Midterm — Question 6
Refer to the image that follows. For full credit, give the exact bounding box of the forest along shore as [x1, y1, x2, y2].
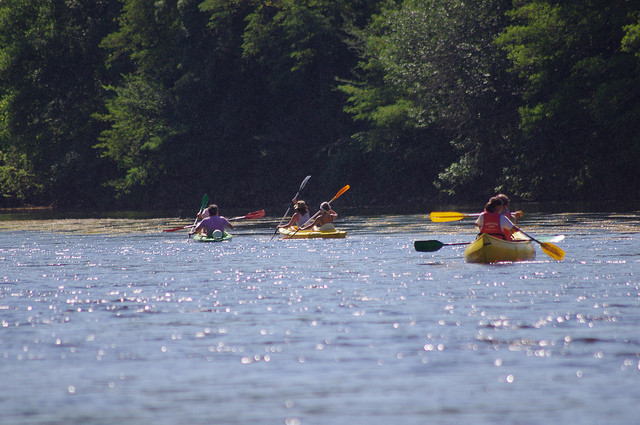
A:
[2, 2, 640, 210]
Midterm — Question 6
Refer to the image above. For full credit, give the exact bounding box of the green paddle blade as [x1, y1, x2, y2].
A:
[201, 194, 209, 210]
[414, 240, 445, 252]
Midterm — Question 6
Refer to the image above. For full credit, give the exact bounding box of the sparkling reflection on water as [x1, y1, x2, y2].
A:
[0, 213, 639, 425]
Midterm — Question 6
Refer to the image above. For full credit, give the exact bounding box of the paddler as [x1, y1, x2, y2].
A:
[189, 204, 234, 237]
[300, 201, 338, 231]
[475, 196, 516, 240]
[496, 193, 523, 224]
[197, 203, 217, 219]
[277, 199, 310, 229]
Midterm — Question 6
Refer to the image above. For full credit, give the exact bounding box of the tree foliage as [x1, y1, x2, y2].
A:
[340, 0, 519, 201]
[1, 0, 640, 209]
[496, 0, 640, 200]
[0, 0, 121, 207]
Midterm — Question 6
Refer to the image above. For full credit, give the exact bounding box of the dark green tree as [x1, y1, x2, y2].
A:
[97, 0, 187, 206]
[97, 0, 382, 207]
[340, 0, 519, 202]
[0, 0, 121, 207]
[199, 0, 382, 205]
[496, 0, 640, 200]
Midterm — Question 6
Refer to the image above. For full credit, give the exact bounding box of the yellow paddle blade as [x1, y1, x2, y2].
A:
[540, 242, 565, 261]
[429, 211, 467, 222]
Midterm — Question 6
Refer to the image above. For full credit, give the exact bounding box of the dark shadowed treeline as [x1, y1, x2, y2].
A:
[1, 0, 639, 210]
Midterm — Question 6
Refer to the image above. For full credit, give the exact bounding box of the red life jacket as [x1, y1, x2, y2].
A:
[480, 212, 512, 240]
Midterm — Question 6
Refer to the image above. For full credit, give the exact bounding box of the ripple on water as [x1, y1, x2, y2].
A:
[1, 213, 639, 424]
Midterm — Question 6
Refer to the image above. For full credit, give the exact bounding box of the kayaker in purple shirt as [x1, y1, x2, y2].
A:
[189, 204, 234, 237]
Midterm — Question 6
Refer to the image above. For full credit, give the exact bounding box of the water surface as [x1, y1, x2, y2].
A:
[1, 213, 638, 424]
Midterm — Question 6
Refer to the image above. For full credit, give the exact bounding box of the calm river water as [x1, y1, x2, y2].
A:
[1, 212, 639, 424]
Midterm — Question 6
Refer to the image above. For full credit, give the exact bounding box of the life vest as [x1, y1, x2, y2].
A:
[480, 212, 511, 240]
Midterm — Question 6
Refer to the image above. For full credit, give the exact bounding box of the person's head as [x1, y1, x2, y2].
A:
[320, 202, 331, 212]
[294, 200, 308, 214]
[207, 204, 219, 216]
[484, 196, 503, 213]
[496, 193, 510, 209]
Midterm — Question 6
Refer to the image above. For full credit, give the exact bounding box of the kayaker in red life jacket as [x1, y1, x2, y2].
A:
[496, 193, 523, 224]
[475, 196, 516, 240]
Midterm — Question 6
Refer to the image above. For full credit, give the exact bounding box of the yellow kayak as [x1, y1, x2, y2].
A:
[464, 233, 535, 263]
[278, 225, 346, 239]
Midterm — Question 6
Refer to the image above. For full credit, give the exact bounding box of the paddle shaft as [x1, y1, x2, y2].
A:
[301, 184, 351, 225]
[188, 194, 209, 240]
[271, 175, 312, 241]
[163, 225, 192, 232]
[165, 209, 264, 232]
[300, 185, 350, 228]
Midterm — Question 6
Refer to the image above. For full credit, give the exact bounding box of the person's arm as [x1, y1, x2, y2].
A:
[190, 220, 204, 235]
[300, 215, 318, 230]
[513, 210, 523, 224]
[277, 213, 297, 228]
[500, 215, 516, 238]
[500, 215, 515, 229]
[474, 215, 483, 230]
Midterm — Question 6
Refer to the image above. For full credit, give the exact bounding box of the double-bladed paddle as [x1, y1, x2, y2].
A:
[283, 184, 350, 239]
[270, 175, 312, 241]
[430, 211, 523, 223]
[163, 208, 265, 232]
[414, 234, 564, 253]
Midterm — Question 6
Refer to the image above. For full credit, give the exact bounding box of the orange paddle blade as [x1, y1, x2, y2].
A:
[330, 185, 350, 202]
